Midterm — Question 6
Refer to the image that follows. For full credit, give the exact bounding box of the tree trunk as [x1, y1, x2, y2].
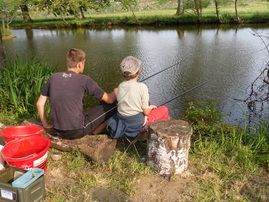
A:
[20, 4, 32, 23]
[130, 7, 140, 25]
[214, 0, 220, 22]
[79, 7, 85, 19]
[0, 32, 6, 70]
[147, 120, 192, 176]
[74, 7, 85, 20]
[235, 0, 240, 23]
[2, 15, 6, 30]
[176, 0, 184, 16]
[194, 0, 202, 23]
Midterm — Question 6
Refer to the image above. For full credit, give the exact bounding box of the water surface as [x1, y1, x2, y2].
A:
[3, 25, 269, 125]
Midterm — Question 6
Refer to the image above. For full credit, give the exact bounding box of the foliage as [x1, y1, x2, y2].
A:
[185, 99, 269, 170]
[220, 12, 235, 23]
[116, 0, 140, 24]
[185, 0, 211, 21]
[243, 30, 269, 116]
[0, 28, 12, 36]
[0, 0, 20, 34]
[185, 100, 269, 194]
[185, 100, 221, 125]
[34, 0, 110, 20]
[116, 0, 138, 10]
[8, 1, 269, 28]
[0, 57, 56, 124]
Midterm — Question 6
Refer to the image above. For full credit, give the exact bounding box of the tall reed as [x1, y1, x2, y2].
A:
[0, 57, 56, 122]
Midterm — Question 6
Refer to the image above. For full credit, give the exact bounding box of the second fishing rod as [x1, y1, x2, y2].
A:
[86, 60, 183, 126]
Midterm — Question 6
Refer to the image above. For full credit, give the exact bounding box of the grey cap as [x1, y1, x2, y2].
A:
[120, 56, 141, 76]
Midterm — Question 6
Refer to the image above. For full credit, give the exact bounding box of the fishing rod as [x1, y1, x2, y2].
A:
[85, 61, 181, 127]
[159, 79, 211, 106]
[86, 79, 211, 128]
[140, 61, 181, 82]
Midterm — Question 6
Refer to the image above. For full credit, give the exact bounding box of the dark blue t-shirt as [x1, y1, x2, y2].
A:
[41, 71, 104, 130]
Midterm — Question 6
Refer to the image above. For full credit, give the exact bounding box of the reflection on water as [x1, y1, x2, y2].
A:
[3, 25, 269, 125]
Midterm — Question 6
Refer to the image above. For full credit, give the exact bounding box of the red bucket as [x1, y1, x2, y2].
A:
[0, 125, 44, 143]
[1, 136, 51, 171]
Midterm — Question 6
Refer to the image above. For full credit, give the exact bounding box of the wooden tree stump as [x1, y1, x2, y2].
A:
[147, 120, 192, 176]
[21, 119, 117, 165]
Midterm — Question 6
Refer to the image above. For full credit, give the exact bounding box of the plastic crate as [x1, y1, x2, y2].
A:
[0, 167, 46, 202]
[12, 168, 44, 189]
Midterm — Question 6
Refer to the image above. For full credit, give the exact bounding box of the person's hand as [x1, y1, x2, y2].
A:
[149, 105, 157, 110]
[43, 124, 53, 129]
[113, 88, 118, 95]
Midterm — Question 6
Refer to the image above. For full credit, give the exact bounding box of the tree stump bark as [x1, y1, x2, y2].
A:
[147, 120, 192, 176]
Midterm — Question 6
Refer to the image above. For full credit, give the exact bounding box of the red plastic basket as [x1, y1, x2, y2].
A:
[1, 136, 51, 171]
[0, 125, 44, 143]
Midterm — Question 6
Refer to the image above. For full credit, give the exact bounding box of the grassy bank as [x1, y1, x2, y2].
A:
[10, 1, 269, 29]
[0, 58, 269, 201]
[42, 101, 269, 201]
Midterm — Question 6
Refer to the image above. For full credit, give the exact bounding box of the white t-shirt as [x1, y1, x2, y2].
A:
[117, 81, 149, 116]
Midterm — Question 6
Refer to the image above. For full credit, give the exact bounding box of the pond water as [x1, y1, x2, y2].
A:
[3, 25, 269, 126]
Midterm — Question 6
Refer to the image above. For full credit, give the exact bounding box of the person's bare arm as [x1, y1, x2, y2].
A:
[101, 88, 118, 104]
[36, 95, 53, 128]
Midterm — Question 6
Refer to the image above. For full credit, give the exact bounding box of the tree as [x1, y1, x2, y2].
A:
[158, 0, 184, 16]
[117, 0, 140, 24]
[185, 0, 211, 22]
[213, 0, 233, 23]
[234, 0, 240, 23]
[0, 0, 20, 35]
[176, 0, 184, 16]
[20, 0, 33, 23]
[214, 0, 220, 22]
[243, 30, 269, 124]
[35, 0, 110, 20]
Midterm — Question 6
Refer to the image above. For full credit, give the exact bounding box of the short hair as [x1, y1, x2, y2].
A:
[66, 48, 86, 68]
[122, 71, 139, 80]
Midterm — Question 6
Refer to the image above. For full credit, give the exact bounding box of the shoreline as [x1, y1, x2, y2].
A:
[9, 14, 269, 30]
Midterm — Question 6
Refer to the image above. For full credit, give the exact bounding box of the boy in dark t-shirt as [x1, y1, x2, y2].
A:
[36, 48, 117, 139]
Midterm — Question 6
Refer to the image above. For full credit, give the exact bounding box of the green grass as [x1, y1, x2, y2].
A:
[44, 148, 152, 201]
[0, 57, 57, 124]
[0, 80, 268, 200]
[36, 100, 269, 201]
[9, 1, 269, 29]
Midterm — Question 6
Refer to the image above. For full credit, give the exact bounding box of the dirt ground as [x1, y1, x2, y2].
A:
[44, 161, 193, 201]
[44, 157, 269, 202]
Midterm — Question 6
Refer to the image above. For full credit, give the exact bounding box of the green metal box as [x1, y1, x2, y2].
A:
[0, 167, 46, 202]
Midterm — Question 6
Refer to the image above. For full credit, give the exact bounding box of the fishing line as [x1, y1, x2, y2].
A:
[85, 78, 211, 128]
[159, 79, 211, 106]
[140, 61, 181, 82]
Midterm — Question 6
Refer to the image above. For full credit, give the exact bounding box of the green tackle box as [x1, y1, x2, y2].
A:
[0, 167, 46, 202]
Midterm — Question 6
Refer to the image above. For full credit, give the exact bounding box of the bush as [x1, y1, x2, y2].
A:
[220, 13, 235, 23]
[185, 100, 221, 126]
